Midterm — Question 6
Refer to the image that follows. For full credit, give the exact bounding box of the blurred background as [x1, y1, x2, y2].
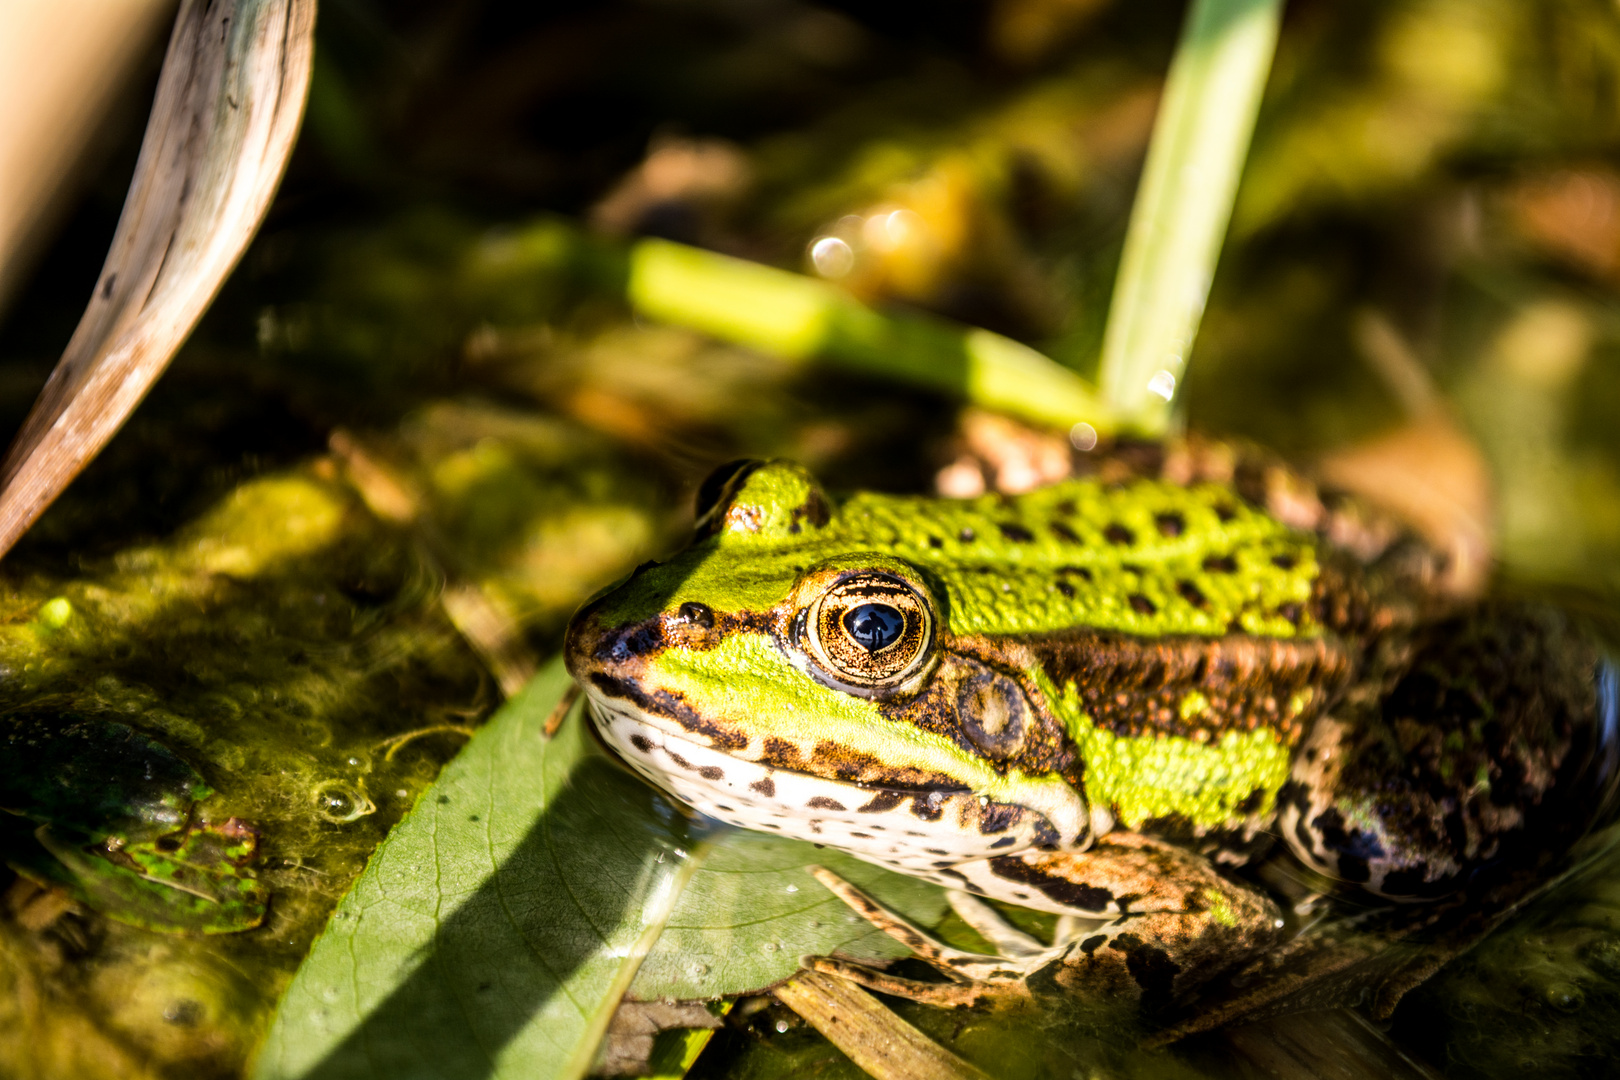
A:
[4, 1, 1620, 1077]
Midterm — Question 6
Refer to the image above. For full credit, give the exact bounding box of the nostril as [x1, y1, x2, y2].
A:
[677, 602, 715, 629]
[595, 621, 665, 663]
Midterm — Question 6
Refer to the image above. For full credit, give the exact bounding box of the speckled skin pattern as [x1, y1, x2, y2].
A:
[565, 448, 1619, 1007]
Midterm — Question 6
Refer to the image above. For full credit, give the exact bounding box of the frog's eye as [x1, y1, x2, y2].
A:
[801, 572, 935, 692]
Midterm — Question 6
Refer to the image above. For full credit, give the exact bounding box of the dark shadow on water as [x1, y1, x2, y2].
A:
[298, 753, 690, 1080]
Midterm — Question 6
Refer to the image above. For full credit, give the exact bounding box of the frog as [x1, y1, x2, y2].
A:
[563, 449, 1620, 1018]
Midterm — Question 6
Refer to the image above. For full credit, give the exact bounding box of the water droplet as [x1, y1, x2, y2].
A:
[1147, 370, 1177, 401]
[775, 1019, 791, 1033]
[785, 884, 799, 893]
[1068, 422, 1098, 452]
[809, 236, 855, 278]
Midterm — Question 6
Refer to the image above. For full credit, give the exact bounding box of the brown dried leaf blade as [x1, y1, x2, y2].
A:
[0, 0, 315, 559]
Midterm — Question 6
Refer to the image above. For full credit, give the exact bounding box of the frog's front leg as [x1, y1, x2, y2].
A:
[808, 832, 1282, 1010]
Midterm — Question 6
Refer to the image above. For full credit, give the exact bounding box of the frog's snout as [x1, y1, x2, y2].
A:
[564, 604, 724, 688]
[563, 611, 648, 688]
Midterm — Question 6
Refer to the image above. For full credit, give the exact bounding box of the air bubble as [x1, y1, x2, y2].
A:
[314, 782, 376, 824]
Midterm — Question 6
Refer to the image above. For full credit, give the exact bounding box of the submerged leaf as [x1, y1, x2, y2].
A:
[15, 818, 267, 935]
[254, 660, 702, 1080]
[629, 830, 951, 1002]
[0, 711, 211, 841]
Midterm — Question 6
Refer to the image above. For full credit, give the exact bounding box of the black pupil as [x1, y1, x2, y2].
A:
[844, 604, 904, 652]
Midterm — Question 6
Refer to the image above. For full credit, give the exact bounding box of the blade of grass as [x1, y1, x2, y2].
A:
[1096, 0, 1284, 435]
[628, 238, 1110, 433]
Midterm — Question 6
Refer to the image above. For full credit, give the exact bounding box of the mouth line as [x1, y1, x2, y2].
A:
[580, 689, 974, 799]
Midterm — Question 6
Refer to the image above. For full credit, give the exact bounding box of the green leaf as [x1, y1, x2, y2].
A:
[630, 829, 951, 1002]
[254, 661, 702, 1080]
[257, 656, 961, 1079]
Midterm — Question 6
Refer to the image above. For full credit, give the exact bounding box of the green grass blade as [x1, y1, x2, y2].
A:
[628, 238, 1110, 432]
[1097, 0, 1285, 434]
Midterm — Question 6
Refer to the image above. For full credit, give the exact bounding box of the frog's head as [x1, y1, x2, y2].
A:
[565, 460, 1090, 874]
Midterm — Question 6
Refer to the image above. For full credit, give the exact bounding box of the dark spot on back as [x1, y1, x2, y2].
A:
[630, 734, 652, 754]
[1278, 603, 1302, 626]
[807, 796, 846, 812]
[1214, 504, 1238, 523]
[750, 777, 776, 798]
[1337, 854, 1371, 884]
[1129, 594, 1156, 615]
[998, 522, 1035, 543]
[1155, 513, 1185, 538]
[1053, 500, 1076, 516]
[928, 536, 943, 549]
[1055, 580, 1076, 598]
[990, 836, 1017, 849]
[1203, 554, 1238, 574]
[1272, 553, 1297, 571]
[1109, 933, 1180, 1002]
[1058, 565, 1094, 581]
[1080, 934, 1107, 956]
[1177, 581, 1207, 608]
[1104, 524, 1135, 545]
[1050, 521, 1080, 543]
